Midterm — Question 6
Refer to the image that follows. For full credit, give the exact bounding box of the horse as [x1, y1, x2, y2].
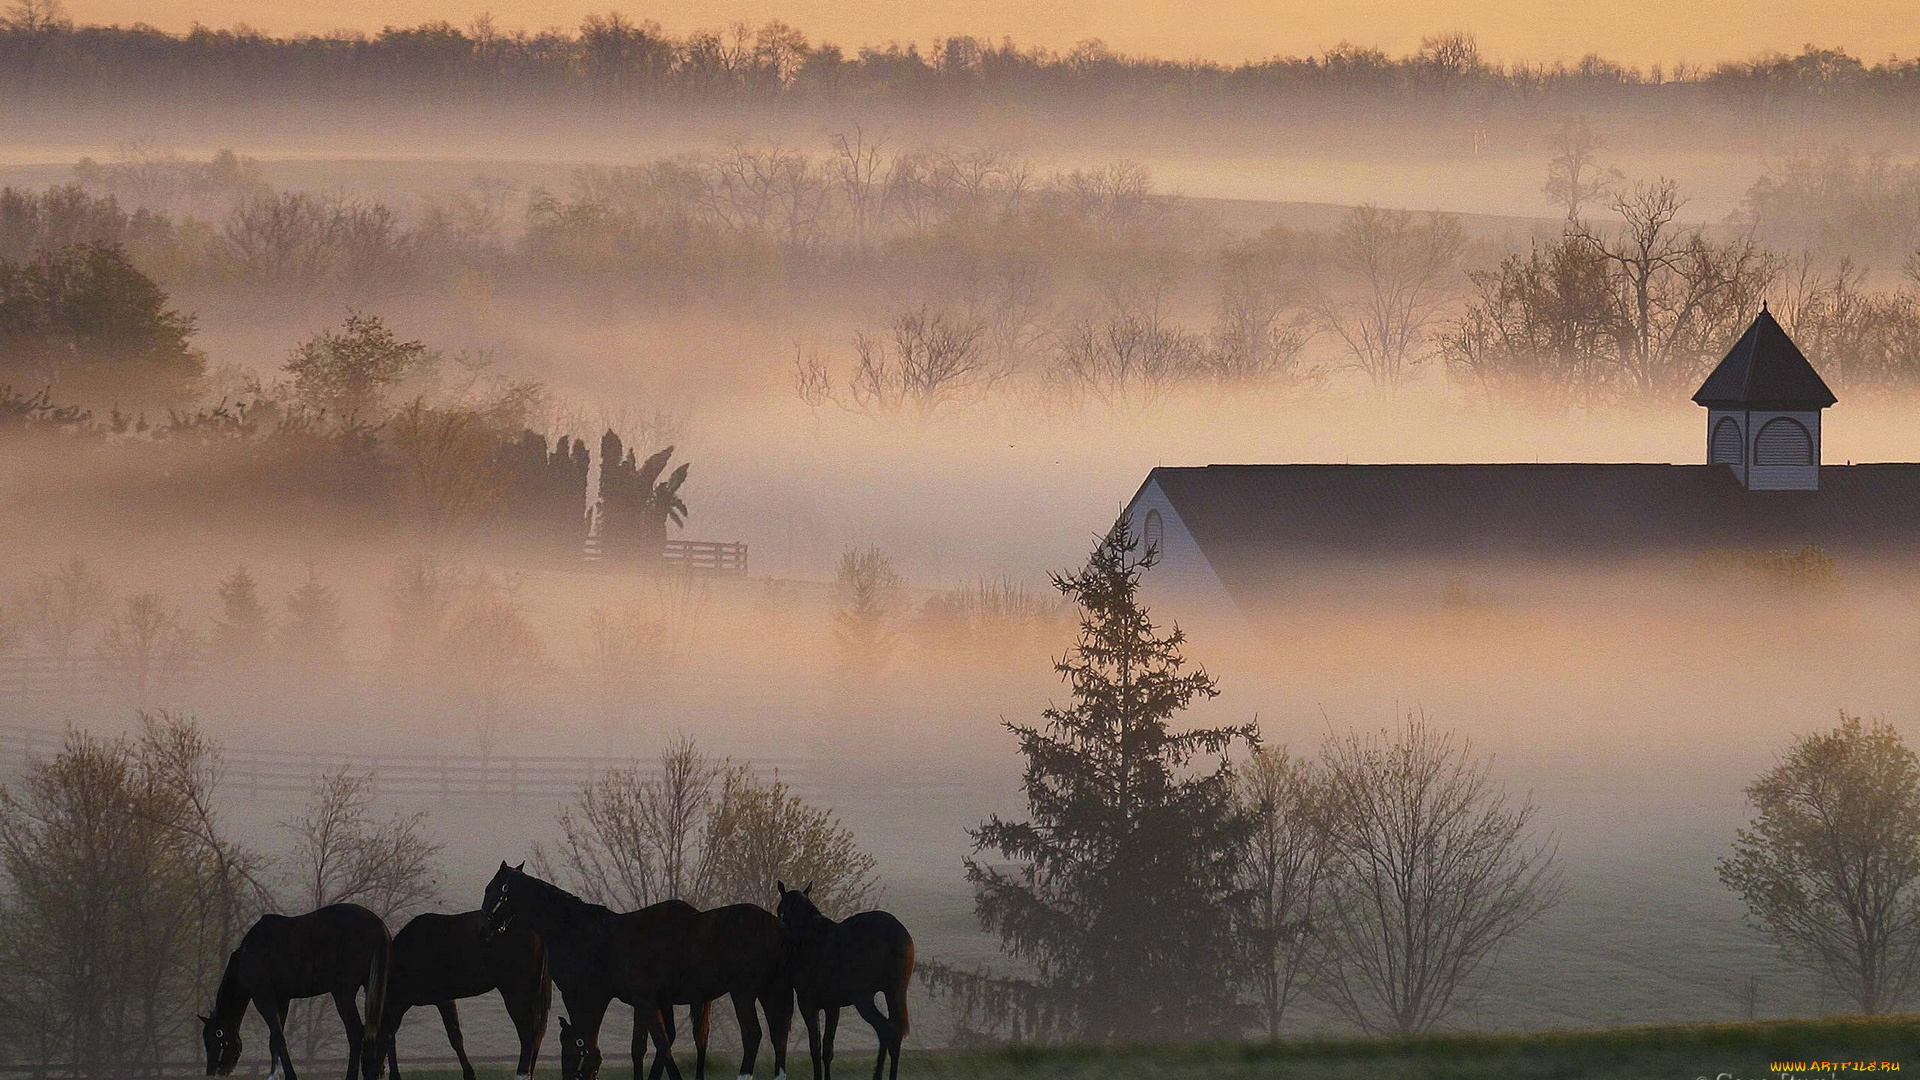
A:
[479, 862, 688, 1080]
[372, 911, 551, 1080]
[200, 902, 393, 1080]
[641, 903, 793, 1080]
[774, 883, 913, 1080]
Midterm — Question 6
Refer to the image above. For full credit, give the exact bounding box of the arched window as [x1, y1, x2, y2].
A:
[1755, 417, 1814, 466]
[1710, 416, 1744, 465]
[1143, 508, 1164, 552]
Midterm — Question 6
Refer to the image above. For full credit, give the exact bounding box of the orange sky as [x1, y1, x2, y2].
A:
[68, 0, 1918, 69]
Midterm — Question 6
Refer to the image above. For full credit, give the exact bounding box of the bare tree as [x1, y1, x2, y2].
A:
[829, 126, 890, 249]
[1542, 116, 1622, 221]
[541, 735, 722, 909]
[17, 556, 109, 687]
[541, 738, 878, 915]
[1237, 746, 1332, 1038]
[1, 0, 70, 33]
[278, 769, 443, 1060]
[1573, 179, 1775, 400]
[438, 573, 546, 753]
[1319, 206, 1465, 391]
[1048, 282, 1203, 409]
[582, 569, 710, 720]
[1312, 713, 1562, 1035]
[702, 764, 879, 914]
[832, 547, 903, 679]
[847, 305, 995, 415]
[1206, 237, 1315, 385]
[280, 769, 442, 920]
[95, 591, 197, 702]
[1719, 713, 1920, 1014]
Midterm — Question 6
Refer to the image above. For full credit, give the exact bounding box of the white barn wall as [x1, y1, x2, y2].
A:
[1124, 479, 1239, 617]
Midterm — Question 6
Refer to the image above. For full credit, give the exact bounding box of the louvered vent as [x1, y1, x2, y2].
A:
[1143, 508, 1164, 551]
[1755, 417, 1813, 466]
[1710, 417, 1743, 464]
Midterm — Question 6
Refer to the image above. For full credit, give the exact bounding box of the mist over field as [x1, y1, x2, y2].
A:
[4, 6, 1920, 1074]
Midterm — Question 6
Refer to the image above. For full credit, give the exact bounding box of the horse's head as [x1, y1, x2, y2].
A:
[200, 1013, 240, 1076]
[558, 1015, 601, 1080]
[482, 860, 528, 940]
[774, 879, 820, 932]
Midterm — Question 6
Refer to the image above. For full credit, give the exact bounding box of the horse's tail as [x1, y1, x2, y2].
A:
[891, 928, 914, 1041]
[363, 922, 394, 1073]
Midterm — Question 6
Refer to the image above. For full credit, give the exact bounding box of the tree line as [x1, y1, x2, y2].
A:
[6, 6, 1920, 114]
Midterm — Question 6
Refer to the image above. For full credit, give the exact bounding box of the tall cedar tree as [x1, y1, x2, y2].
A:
[965, 513, 1258, 1041]
[209, 566, 270, 663]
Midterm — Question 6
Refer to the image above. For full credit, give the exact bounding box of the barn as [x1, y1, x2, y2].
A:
[1122, 308, 1920, 613]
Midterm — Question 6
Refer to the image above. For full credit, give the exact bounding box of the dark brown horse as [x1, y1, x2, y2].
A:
[774, 884, 913, 1080]
[642, 903, 793, 1080]
[373, 911, 551, 1080]
[480, 863, 687, 1080]
[200, 903, 393, 1080]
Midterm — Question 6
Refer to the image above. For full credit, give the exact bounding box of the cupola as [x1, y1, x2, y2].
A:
[1692, 306, 1836, 491]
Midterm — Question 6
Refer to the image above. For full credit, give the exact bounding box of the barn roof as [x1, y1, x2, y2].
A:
[1692, 308, 1837, 409]
[1134, 463, 1920, 602]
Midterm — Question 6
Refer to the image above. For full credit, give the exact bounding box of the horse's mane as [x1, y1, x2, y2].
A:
[511, 869, 618, 929]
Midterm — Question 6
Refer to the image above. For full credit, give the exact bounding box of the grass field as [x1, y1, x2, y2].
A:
[385, 1016, 1920, 1080]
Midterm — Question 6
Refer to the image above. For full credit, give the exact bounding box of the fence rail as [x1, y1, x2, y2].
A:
[662, 539, 748, 574]
[0, 723, 811, 802]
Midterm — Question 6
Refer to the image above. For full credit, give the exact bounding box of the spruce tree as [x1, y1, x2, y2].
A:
[210, 566, 271, 663]
[965, 514, 1257, 1041]
[279, 564, 345, 671]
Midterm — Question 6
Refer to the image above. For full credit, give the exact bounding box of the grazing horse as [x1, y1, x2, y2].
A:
[373, 911, 551, 1080]
[480, 862, 687, 1080]
[200, 903, 393, 1080]
[642, 903, 793, 1080]
[558, 1015, 603, 1080]
[775, 883, 913, 1080]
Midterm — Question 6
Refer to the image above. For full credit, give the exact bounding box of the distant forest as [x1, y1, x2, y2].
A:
[3, 8, 1920, 113]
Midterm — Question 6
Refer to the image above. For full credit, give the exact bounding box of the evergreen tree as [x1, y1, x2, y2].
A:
[278, 564, 345, 671]
[209, 565, 270, 663]
[964, 513, 1257, 1041]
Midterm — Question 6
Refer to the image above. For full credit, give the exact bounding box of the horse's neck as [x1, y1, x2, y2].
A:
[213, 952, 251, 1024]
[517, 882, 617, 984]
[793, 911, 839, 959]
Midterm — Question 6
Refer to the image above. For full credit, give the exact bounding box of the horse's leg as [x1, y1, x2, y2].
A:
[881, 986, 906, 1080]
[334, 987, 365, 1080]
[646, 1003, 678, 1080]
[436, 1001, 477, 1080]
[503, 976, 545, 1080]
[638, 998, 686, 1080]
[850, 998, 893, 1080]
[258, 996, 296, 1080]
[797, 1003, 823, 1080]
[383, 1002, 411, 1080]
[731, 992, 761, 1080]
[762, 988, 793, 1080]
[821, 1008, 839, 1080]
[693, 1001, 711, 1080]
